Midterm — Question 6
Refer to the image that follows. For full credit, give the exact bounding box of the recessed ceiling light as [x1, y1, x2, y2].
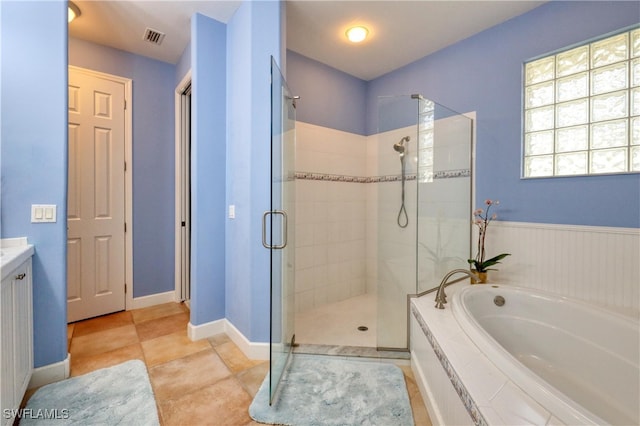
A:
[346, 26, 369, 43]
[68, 1, 81, 23]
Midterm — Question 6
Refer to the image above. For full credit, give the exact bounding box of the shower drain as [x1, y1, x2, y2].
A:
[357, 326, 369, 331]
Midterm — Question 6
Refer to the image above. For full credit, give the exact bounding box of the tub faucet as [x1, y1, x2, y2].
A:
[434, 269, 479, 309]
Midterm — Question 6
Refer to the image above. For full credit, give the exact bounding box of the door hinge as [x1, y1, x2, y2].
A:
[124, 283, 127, 294]
[124, 100, 127, 110]
[124, 161, 127, 171]
[124, 223, 127, 233]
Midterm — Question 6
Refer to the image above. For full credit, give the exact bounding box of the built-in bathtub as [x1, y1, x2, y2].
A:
[410, 282, 640, 426]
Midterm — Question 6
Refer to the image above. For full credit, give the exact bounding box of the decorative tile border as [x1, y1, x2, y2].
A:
[434, 168, 471, 179]
[294, 172, 369, 183]
[369, 174, 417, 183]
[411, 304, 488, 426]
[294, 170, 469, 183]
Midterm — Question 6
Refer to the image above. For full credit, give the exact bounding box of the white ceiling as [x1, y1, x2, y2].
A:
[69, 0, 546, 81]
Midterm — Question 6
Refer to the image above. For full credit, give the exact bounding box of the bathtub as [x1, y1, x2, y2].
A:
[410, 283, 639, 425]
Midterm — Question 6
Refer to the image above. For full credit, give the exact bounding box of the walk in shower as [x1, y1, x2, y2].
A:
[293, 94, 472, 351]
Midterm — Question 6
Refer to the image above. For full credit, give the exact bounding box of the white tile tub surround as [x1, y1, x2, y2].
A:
[411, 282, 558, 426]
[485, 221, 640, 316]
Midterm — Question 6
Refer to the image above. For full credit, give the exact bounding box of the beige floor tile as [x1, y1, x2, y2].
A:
[159, 377, 253, 426]
[207, 333, 231, 347]
[215, 341, 264, 373]
[149, 349, 231, 401]
[69, 324, 139, 359]
[401, 365, 432, 426]
[235, 362, 269, 398]
[131, 303, 188, 324]
[141, 332, 211, 367]
[71, 311, 133, 337]
[66, 307, 428, 426]
[136, 312, 189, 342]
[70, 343, 145, 377]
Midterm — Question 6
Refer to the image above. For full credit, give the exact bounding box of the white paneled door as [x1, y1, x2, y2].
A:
[67, 68, 126, 322]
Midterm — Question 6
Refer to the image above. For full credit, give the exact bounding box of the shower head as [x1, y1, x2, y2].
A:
[393, 136, 410, 155]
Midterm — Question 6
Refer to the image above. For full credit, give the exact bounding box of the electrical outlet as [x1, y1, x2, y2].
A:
[228, 205, 236, 219]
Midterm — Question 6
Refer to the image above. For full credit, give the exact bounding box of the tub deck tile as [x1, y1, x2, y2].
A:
[411, 282, 555, 426]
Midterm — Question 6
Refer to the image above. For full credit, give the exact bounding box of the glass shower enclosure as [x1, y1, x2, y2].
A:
[376, 94, 472, 350]
[267, 57, 296, 404]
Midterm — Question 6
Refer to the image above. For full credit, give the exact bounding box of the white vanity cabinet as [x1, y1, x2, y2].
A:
[1, 243, 34, 426]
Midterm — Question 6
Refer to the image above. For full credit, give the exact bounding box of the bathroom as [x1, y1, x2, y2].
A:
[2, 1, 639, 424]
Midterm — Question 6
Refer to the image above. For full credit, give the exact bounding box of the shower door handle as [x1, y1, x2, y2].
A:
[262, 210, 288, 249]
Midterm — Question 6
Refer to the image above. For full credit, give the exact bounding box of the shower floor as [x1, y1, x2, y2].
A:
[295, 292, 377, 347]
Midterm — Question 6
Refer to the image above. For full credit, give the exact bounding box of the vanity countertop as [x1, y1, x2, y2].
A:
[1, 238, 35, 281]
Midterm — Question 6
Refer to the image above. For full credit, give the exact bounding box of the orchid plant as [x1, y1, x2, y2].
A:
[467, 199, 510, 273]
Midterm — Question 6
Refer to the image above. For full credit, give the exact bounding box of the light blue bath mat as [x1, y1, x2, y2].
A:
[249, 354, 414, 426]
[22, 360, 159, 425]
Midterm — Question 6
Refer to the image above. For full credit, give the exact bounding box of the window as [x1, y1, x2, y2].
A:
[523, 27, 640, 178]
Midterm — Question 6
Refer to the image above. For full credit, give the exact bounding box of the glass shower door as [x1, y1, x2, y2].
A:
[267, 57, 296, 405]
[416, 99, 472, 293]
[375, 94, 472, 350]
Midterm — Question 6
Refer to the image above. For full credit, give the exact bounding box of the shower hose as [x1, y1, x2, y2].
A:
[397, 155, 409, 228]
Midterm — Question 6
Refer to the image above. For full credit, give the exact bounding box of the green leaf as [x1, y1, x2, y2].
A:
[476, 253, 511, 272]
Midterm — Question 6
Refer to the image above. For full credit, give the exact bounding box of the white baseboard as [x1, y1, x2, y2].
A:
[187, 318, 225, 341]
[29, 353, 70, 389]
[130, 290, 176, 310]
[187, 318, 269, 361]
[224, 320, 269, 361]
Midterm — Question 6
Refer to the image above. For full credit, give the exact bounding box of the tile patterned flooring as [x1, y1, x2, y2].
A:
[61, 302, 431, 425]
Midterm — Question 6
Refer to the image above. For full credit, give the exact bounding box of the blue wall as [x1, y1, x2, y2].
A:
[286, 51, 367, 135]
[225, 0, 283, 342]
[176, 41, 191, 87]
[68, 38, 176, 298]
[367, 1, 639, 228]
[190, 13, 227, 326]
[289, 1, 639, 228]
[1, 0, 68, 368]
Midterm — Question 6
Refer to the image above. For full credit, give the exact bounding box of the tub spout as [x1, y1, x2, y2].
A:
[434, 269, 479, 309]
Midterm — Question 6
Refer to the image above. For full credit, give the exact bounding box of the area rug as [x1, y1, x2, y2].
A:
[249, 354, 414, 426]
[22, 360, 159, 425]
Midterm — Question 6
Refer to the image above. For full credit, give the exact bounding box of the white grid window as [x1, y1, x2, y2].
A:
[523, 28, 640, 178]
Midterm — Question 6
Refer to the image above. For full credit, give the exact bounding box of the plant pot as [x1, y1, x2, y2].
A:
[470, 270, 487, 284]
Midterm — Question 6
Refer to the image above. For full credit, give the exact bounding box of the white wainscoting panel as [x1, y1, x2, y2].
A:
[487, 221, 639, 316]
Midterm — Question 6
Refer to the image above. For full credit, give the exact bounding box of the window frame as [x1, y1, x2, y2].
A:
[521, 25, 640, 179]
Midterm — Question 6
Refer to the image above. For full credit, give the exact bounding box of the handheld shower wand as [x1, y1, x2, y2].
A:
[394, 136, 410, 228]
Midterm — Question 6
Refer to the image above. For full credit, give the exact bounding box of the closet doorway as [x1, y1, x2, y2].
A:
[175, 72, 192, 304]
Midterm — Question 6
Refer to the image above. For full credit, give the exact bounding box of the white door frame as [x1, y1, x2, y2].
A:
[68, 65, 134, 312]
[174, 70, 192, 302]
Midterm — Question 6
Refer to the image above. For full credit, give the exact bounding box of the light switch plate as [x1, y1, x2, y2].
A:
[31, 204, 57, 223]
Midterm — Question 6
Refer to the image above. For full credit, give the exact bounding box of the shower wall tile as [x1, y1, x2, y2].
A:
[312, 223, 328, 245]
[313, 286, 328, 307]
[295, 122, 368, 312]
[297, 121, 367, 177]
[375, 126, 418, 177]
[297, 290, 315, 313]
[295, 120, 473, 317]
[295, 222, 314, 248]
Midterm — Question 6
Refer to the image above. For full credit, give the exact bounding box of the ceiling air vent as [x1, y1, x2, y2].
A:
[143, 27, 165, 45]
